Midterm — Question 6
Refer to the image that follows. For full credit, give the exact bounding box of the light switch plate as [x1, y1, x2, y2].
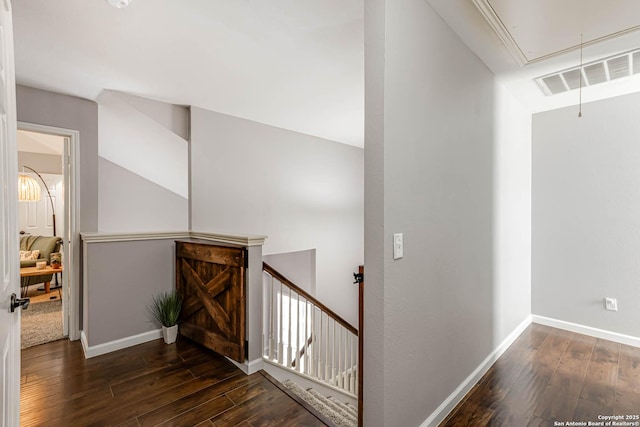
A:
[393, 233, 403, 260]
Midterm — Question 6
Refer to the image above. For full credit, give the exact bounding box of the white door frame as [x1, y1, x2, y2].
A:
[18, 121, 81, 341]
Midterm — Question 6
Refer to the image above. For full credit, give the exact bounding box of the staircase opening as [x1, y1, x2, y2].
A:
[262, 263, 359, 398]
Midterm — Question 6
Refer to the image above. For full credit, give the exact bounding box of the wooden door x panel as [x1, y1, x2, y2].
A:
[176, 241, 246, 363]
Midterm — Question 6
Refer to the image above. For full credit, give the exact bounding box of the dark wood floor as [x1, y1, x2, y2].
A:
[441, 323, 640, 426]
[21, 337, 328, 427]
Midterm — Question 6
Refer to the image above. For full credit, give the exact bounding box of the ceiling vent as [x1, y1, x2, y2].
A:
[536, 49, 640, 96]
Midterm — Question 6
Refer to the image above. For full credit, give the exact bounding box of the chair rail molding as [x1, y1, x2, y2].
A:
[81, 230, 267, 245]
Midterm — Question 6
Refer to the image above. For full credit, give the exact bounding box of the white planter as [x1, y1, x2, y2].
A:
[162, 325, 178, 344]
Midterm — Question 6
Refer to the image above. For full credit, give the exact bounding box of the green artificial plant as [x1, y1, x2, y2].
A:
[148, 290, 183, 327]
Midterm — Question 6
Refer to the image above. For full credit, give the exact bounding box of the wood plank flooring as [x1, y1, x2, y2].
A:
[21, 337, 328, 426]
[22, 324, 640, 426]
[441, 323, 640, 426]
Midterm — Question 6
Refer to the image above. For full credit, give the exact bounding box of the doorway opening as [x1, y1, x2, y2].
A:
[18, 129, 65, 348]
[17, 122, 80, 349]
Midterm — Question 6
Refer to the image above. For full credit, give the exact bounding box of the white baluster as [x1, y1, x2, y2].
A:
[349, 336, 357, 393]
[337, 325, 342, 389]
[268, 275, 274, 360]
[303, 298, 309, 375]
[296, 292, 301, 372]
[331, 320, 336, 385]
[287, 287, 292, 368]
[278, 281, 284, 365]
[311, 305, 317, 377]
[324, 314, 330, 382]
[317, 311, 325, 379]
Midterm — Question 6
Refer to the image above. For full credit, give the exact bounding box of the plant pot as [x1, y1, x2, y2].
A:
[162, 325, 178, 344]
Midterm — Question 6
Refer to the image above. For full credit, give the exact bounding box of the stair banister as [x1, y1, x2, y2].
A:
[262, 262, 359, 398]
[263, 263, 358, 335]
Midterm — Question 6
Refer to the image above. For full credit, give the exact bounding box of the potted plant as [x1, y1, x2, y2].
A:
[148, 290, 183, 344]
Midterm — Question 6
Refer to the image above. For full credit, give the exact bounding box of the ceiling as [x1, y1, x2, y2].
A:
[428, 0, 640, 113]
[17, 130, 64, 156]
[13, 0, 363, 147]
[12, 1, 640, 148]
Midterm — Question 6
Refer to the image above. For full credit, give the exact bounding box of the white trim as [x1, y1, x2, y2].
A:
[532, 315, 640, 348]
[18, 121, 82, 341]
[471, 0, 640, 66]
[471, 0, 528, 65]
[420, 315, 533, 427]
[80, 231, 190, 243]
[81, 329, 162, 359]
[80, 230, 267, 246]
[188, 231, 267, 247]
[227, 357, 264, 375]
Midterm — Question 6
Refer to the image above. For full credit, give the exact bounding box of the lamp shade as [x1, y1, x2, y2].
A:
[18, 174, 41, 201]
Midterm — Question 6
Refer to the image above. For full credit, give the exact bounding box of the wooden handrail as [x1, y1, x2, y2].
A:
[263, 262, 358, 336]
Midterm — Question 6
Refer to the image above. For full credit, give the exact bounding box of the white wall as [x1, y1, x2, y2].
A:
[190, 108, 363, 326]
[364, 0, 531, 425]
[97, 91, 189, 232]
[493, 85, 532, 341]
[533, 92, 640, 339]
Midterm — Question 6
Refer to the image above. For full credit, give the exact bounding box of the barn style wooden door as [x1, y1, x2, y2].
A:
[176, 241, 246, 363]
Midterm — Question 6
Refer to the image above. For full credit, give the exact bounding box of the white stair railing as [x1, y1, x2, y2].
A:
[262, 263, 358, 397]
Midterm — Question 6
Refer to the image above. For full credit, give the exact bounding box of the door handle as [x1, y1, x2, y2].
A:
[10, 293, 30, 313]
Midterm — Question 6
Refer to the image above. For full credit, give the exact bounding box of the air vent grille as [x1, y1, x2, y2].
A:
[536, 49, 640, 95]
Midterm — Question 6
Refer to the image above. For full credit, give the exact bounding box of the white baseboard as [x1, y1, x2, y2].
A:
[420, 315, 533, 427]
[532, 315, 640, 348]
[227, 357, 264, 375]
[80, 329, 162, 359]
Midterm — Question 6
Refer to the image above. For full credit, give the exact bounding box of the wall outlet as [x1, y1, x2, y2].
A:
[605, 298, 618, 311]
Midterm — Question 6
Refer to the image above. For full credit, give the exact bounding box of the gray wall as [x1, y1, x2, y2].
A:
[16, 85, 99, 232]
[190, 108, 364, 326]
[18, 151, 62, 174]
[98, 158, 188, 232]
[533, 92, 640, 339]
[364, 0, 531, 425]
[263, 249, 316, 296]
[84, 238, 176, 346]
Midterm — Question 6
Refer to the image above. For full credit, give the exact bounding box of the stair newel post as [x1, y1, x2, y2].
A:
[352, 266, 364, 424]
[357, 265, 364, 427]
